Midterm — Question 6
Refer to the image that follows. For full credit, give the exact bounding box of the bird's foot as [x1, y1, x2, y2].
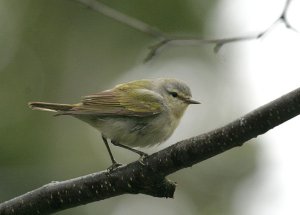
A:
[107, 162, 123, 173]
[138, 152, 149, 166]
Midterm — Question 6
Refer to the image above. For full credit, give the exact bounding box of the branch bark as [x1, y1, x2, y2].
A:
[1, 87, 300, 214]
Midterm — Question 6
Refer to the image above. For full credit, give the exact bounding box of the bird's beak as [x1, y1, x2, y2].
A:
[186, 98, 201, 104]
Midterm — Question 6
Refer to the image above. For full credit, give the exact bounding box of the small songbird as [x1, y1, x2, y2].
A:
[29, 78, 200, 169]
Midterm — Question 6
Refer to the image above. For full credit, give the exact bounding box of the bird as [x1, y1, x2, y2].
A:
[28, 78, 200, 169]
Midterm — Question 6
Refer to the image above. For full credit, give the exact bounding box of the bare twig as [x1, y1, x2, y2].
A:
[144, 35, 260, 62]
[73, 0, 166, 38]
[1, 87, 300, 215]
[280, 0, 295, 30]
[71, 0, 297, 62]
[144, 0, 297, 61]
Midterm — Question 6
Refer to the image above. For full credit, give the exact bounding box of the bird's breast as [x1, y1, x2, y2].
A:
[86, 112, 181, 148]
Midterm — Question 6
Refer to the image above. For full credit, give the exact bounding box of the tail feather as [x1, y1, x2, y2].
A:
[28, 102, 74, 113]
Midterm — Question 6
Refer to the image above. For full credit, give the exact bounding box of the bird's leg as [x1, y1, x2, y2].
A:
[111, 140, 148, 158]
[101, 135, 122, 170]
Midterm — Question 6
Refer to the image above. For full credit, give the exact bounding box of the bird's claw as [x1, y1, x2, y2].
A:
[138, 153, 149, 166]
[107, 162, 123, 173]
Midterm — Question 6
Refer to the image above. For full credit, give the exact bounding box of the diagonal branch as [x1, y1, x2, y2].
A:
[1, 87, 300, 215]
[72, 0, 166, 38]
[71, 0, 297, 62]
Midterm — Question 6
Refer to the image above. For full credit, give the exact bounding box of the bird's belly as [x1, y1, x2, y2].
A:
[91, 115, 179, 148]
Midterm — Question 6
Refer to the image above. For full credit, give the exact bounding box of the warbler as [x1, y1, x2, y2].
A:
[28, 78, 200, 169]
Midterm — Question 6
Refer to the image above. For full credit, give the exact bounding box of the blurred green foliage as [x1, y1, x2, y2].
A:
[0, 0, 257, 214]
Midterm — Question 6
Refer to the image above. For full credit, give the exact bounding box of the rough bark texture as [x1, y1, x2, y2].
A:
[1, 87, 300, 215]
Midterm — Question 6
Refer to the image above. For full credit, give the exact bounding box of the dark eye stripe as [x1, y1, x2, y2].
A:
[170, 92, 178, 97]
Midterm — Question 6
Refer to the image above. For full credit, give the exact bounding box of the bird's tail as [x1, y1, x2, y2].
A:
[28, 102, 74, 113]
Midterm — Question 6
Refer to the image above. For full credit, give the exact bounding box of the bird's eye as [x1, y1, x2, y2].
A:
[170, 92, 178, 98]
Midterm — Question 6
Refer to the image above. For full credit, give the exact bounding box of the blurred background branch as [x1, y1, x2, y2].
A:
[73, 0, 297, 62]
[73, 0, 165, 38]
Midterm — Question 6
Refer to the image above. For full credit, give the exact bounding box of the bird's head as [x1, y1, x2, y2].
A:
[155, 78, 200, 119]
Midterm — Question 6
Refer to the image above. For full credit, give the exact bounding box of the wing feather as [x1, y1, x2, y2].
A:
[70, 86, 164, 117]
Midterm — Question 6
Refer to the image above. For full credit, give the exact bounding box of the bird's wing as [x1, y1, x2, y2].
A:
[69, 86, 164, 117]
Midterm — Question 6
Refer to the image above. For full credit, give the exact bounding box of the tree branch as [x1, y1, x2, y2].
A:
[145, 0, 296, 61]
[72, 0, 166, 38]
[1, 87, 300, 215]
[71, 0, 297, 62]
